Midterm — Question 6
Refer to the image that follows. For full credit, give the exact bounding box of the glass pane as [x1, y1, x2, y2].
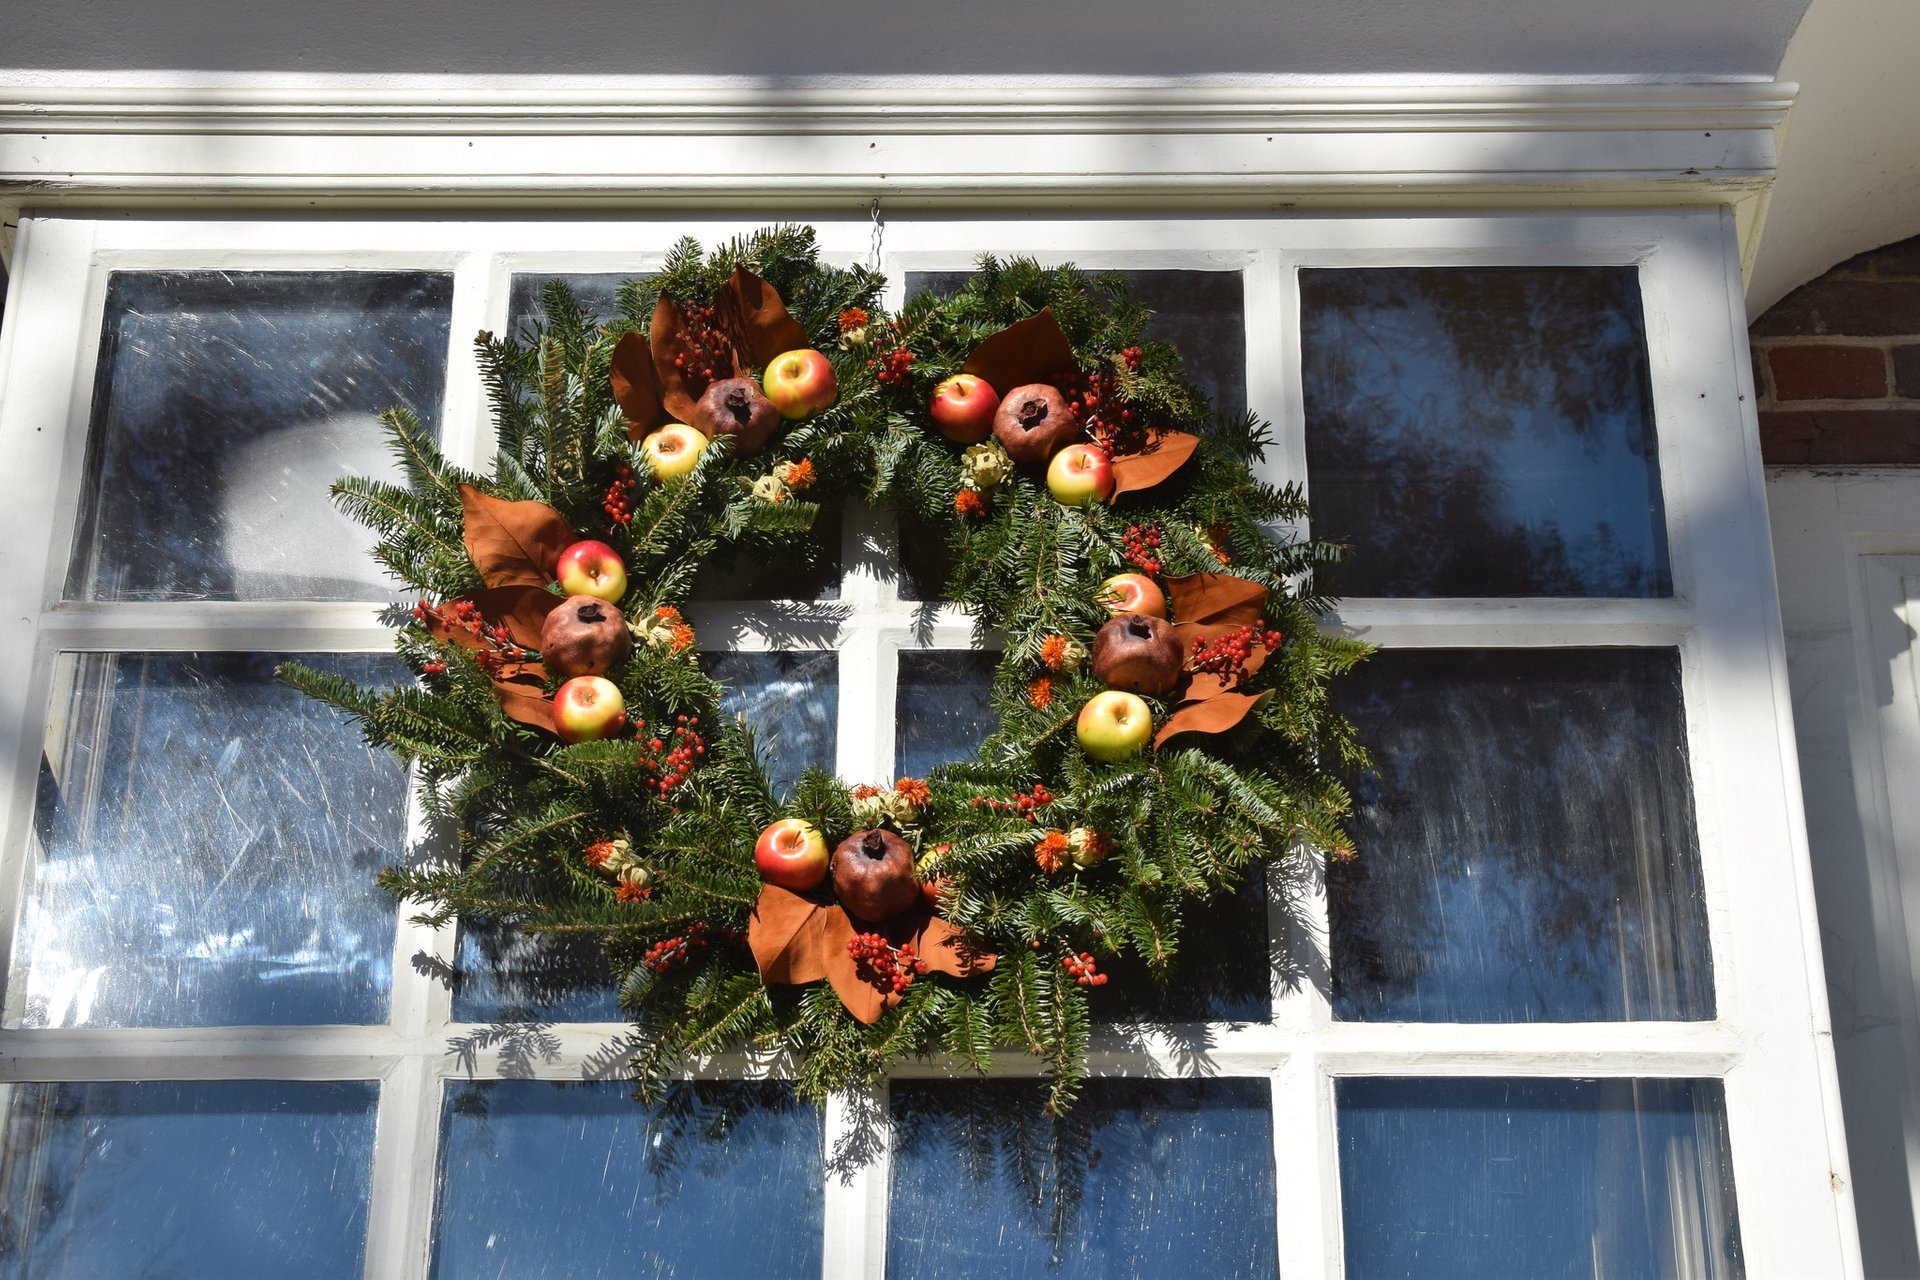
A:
[1330, 649, 1712, 1023]
[895, 649, 999, 779]
[0, 1079, 378, 1278]
[889, 1078, 1277, 1279]
[68, 270, 453, 601]
[10, 653, 406, 1028]
[451, 650, 837, 1023]
[433, 1081, 822, 1279]
[506, 271, 638, 336]
[901, 267, 1246, 600]
[691, 502, 844, 602]
[1337, 1077, 1744, 1279]
[1302, 266, 1670, 598]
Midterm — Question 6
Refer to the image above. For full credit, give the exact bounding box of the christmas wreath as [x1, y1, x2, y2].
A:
[284, 225, 1368, 1114]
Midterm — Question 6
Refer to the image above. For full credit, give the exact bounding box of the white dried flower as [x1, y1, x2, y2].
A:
[1067, 827, 1112, 869]
[960, 440, 1014, 491]
[750, 474, 789, 505]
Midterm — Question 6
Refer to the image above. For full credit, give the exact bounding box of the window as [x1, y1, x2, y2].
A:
[0, 211, 1849, 1275]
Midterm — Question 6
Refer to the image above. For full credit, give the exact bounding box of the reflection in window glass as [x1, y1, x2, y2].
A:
[67, 271, 452, 602]
[1337, 1077, 1743, 1279]
[1330, 649, 1712, 1023]
[889, 1078, 1277, 1279]
[452, 651, 837, 1023]
[433, 1081, 822, 1279]
[1303, 266, 1669, 598]
[506, 271, 640, 337]
[901, 268, 1246, 600]
[895, 649, 1000, 779]
[10, 653, 406, 1028]
[0, 1079, 378, 1278]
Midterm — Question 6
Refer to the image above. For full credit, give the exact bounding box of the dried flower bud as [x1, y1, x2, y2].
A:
[1068, 827, 1112, 869]
[851, 791, 890, 829]
[960, 439, 1015, 491]
[750, 474, 789, 505]
[619, 864, 651, 890]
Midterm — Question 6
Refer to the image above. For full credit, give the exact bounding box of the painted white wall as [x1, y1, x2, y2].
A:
[0, 0, 1810, 81]
[1745, 0, 1920, 316]
[1768, 467, 1920, 1279]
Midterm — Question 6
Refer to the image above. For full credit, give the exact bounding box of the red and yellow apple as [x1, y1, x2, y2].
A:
[640, 423, 707, 481]
[754, 818, 831, 892]
[1076, 690, 1154, 762]
[552, 676, 627, 743]
[929, 374, 1000, 444]
[1047, 443, 1115, 506]
[1099, 572, 1166, 619]
[554, 540, 627, 603]
[762, 349, 838, 420]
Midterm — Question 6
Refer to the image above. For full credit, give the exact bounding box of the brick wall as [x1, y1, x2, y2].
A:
[1751, 234, 1920, 465]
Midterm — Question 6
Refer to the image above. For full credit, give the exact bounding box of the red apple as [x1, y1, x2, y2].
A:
[929, 374, 1000, 444]
[762, 349, 838, 420]
[1099, 572, 1166, 619]
[555, 540, 627, 603]
[1076, 690, 1154, 762]
[754, 818, 830, 892]
[552, 676, 627, 744]
[1047, 443, 1115, 506]
[640, 423, 708, 481]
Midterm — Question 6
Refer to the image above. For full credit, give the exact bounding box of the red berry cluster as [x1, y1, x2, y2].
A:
[602, 463, 636, 528]
[1120, 345, 1143, 369]
[642, 921, 710, 973]
[412, 599, 530, 675]
[1059, 366, 1140, 451]
[1122, 524, 1164, 575]
[970, 782, 1055, 822]
[869, 345, 914, 386]
[671, 303, 732, 389]
[421, 661, 448, 675]
[846, 933, 928, 995]
[1063, 952, 1108, 987]
[1187, 623, 1285, 682]
[635, 714, 705, 795]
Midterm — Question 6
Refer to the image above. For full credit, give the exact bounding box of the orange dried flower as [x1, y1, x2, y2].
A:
[1207, 521, 1233, 565]
[1034, 829, 1070, 875]
[1027, 676, 1054, 709]
[1040, 634, 1073, 671]
[894, 777, 931, 806]
[584, 839, 617, 869]
[849, 783, 884, 800]
[652, 605, 695, 654]
[783, 458, 816, 492]
[616, 880, 652, 902]
[837, 307, 870, 334]
[955, 488, 988, 518]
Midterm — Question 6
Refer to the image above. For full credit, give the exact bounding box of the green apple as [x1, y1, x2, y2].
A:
[1076, 690, 1154, 762]
[640, 423, 708, 481]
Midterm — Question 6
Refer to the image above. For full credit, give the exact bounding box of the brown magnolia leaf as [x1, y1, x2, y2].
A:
[961, 308, 1077, 398]
[610, 331, 670, 438]
[459, 484, 578, 589]
[475, 586, 561, 651]
[491, 668, 556, 733]
[719, 267, 808, 368]
[819, 906, 887, 1024]
[1109, 429, 1200, 497]
[912, 913, 996, 979]
[748, 884, 833, 985]
[648, 294, 703, 425]
[1153, 689, 1271, 748]
[1164, 572, 1268, 628]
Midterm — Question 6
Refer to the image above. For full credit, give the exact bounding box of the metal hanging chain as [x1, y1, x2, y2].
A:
[867, 197, 885, 275]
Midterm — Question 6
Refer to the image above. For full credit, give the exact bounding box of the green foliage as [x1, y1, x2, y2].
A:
[286, 233, 1367, 1112]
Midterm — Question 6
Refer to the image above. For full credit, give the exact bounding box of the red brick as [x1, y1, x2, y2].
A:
[1893, 345, 1920, 398]
[1766, 345, 1887, 400]
[1750, 279, 1920, 338]
[1759, 409, 1920, 465]
[1860, 235, 1920, 280]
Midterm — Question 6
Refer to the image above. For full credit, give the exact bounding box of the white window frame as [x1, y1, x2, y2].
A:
[0, 198, 1858, 1277]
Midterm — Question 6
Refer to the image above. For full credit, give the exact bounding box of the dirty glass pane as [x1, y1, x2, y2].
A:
[432, 1080, 822, 1279]
[451, 651, 837, 1023]
[889, 1078, 1276, 1279]
[506, 271, 639, 337]
[901, 268, 1246, 600]
[895, 648, 1268, 1022]
[67, 271, 452, 601]
[0, 1079, 377, 1278]
[9, 653, 405, 1028]
[1302, 266, 1669, 598]
[1337, 1077, 1743, 1279]
[1330, 649, 1712, 1023]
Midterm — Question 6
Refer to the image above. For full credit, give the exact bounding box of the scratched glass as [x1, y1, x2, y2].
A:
[894, 650, 1269, 1022]
[432, 1081, 822, 1279]
[66, 271, 453, 601]
[505, 271, 639, 338]
[1329, 648, 1713, 1022]
[452, 651, 838, 1023]
[1302, 266, 1670, 598]
[0, 1079, 378, 1278]
[889, 1078, 1278, 1279]
[1338, 1077, 1744, 1279]
[900, 268, 1246, 600]
[7, 653, 406, 1029]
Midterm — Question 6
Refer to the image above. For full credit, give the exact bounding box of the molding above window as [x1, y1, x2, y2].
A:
[0, 78, 1792, 265]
